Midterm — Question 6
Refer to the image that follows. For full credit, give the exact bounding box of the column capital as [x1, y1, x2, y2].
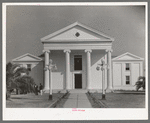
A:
[105, 49, 113, 53]
[64, 49, 71, 53]
[85, 49, 92, 53]
[43, 50, 50, 53]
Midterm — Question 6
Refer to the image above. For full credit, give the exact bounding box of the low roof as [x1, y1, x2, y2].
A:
[12, 53, 42, 62]
[112, 52, 144, 61]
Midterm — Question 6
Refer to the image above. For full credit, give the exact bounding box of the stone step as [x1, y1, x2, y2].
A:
[69, 89, 88, 93]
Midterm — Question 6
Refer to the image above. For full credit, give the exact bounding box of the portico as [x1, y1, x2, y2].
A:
[41, 22, 114, 91]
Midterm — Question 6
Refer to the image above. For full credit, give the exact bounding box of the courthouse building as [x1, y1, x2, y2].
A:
[12, 22, 144, 91]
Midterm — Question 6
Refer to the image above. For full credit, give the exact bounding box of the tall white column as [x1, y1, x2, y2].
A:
[102, 62, 106, 99]
[85, 49, 92, 89]
[64, 49, 71, 90]
[43, 50, 50, 90]
[106, 49, 113, 91]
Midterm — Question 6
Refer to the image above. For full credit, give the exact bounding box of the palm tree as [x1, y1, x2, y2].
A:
[6, 62, 35, 99]
[135, 76, 145, 91]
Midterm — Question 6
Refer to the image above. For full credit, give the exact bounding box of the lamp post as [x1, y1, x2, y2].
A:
[96, 59, 107, 100]
[44, 59, 57, 100]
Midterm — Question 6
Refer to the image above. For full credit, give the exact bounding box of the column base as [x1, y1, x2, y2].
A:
[49, 95, 52, 100]
[42, 88, 50, 93]
[102, 94, 106, 100]
[106, 88, 114, 93]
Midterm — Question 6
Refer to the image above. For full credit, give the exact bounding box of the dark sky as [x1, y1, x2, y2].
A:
[6, 5, 145, 63]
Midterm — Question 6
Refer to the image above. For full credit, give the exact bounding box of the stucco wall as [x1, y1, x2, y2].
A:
[113, 63, 122, 86]
[132, 63, 140, 85]
[30, 62, 44, 86]
[50, 51, 65, 89]
[112, 61, 142, 90]
[91, 50, 107, 89]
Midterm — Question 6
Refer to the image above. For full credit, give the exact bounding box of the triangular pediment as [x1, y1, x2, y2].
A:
[112, 52, 144, 61]
[41, 22, 114, 42]
[12, 53, 42, 62]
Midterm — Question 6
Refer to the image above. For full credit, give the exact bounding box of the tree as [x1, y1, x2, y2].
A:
[6, 62, 35, 99]
[135, 76, 145, 91]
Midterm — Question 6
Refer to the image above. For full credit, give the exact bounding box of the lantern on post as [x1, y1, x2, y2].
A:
[44, 59, 57, 100]
[96, 58, 107, 100]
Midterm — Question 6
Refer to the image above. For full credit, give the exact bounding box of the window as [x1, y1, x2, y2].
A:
[126, 63, 130, 70]
[27, 64, 31, 71]
[75, 32, 80, 37]
[74, 55, 82, 70]
[126, 76, 130, 84]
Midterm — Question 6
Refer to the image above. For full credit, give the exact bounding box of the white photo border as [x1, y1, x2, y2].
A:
[2, 2, 148, 120]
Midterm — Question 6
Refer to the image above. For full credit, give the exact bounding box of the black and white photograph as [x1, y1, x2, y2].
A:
[3, 2, 148, 120]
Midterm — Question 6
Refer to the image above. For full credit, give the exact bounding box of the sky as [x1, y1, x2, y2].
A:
[6, 5, 145, 63]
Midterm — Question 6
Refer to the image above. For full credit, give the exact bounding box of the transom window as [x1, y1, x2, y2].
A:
[126, 63, 130, 70]
[74, 55, 82, 70]
[126, 76, 130, 84]
[27, 64, 31, 71]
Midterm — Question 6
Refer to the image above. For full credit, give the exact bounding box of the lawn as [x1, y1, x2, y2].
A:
[92, 93, 145, 108]
[6, 93, 64, 108]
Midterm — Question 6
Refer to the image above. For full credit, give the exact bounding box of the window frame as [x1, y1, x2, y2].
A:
[125, 63, 130, 71]
[126, 75, 130, 85]
[27, 64, 31, 71]
[74, 55, 82, 71]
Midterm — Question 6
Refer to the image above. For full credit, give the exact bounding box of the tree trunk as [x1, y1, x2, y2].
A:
[16, 89, 18, 95]
[6, 90, 11, 100]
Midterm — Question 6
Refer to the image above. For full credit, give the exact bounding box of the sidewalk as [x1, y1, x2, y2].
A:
[63, 93, 92, 108]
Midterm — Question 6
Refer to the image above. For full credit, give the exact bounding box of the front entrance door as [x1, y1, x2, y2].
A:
[75, 74, 82, 89]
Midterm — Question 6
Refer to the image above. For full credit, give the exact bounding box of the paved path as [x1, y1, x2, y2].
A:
[63, 93, 92, 108]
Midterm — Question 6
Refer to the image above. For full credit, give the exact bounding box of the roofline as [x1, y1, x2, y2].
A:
[41, 21, 114, 42]
[42, 39, 112, 43]
[77, 22, 115, 41]
[12, 53, 43, 62]
[112, 52, 144, 60]
[13, 60, 43, 62]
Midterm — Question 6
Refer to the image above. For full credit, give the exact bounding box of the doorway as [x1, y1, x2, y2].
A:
[75, 74, 82, 89]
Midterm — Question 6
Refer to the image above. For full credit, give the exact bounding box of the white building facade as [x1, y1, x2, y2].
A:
[12, 22, 144, 91]
[112, 52, 144, 90]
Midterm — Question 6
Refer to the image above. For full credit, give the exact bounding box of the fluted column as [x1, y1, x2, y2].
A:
[64, 49, 71, 90]
[106, 49, 113, 91]
[85, 49, 92, 89]
[43, 50, 50, 90]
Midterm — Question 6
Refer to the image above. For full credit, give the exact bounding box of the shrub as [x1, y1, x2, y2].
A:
[135, 76, 145, 91]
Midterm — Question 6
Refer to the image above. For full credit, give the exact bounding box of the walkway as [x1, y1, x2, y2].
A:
[63, 93, 92, 108]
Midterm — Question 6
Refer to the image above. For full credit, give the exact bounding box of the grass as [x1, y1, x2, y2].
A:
[86, 93, 101, 108]
[6, 93, 64, 108]
[55, 93, 70, 108]
[92, 93, 145, 108]
[113, 89, 145, 92]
